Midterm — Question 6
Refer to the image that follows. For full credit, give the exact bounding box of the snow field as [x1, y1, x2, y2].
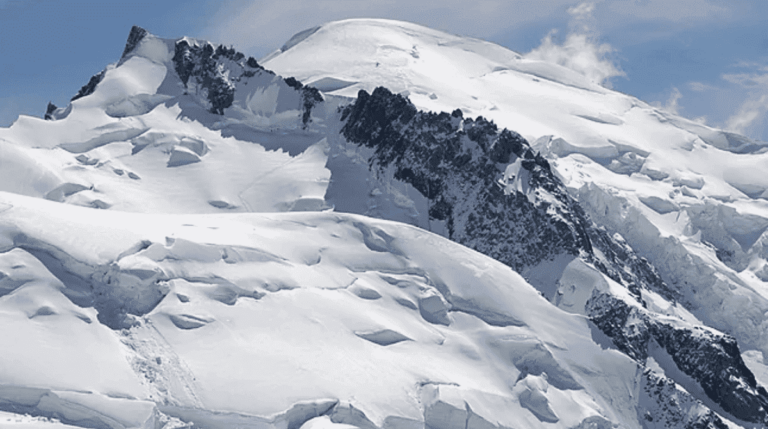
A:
[0, 191, 655, 428]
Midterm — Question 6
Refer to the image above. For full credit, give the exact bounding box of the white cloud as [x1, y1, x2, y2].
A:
[649, 87, 683, 115]
[524, 2, 624, 87]
[688, 81, 715, 92]
[726, 94, 768, 136]
[722, 68, 768, 138]
[664, 87, 682, 114]
[731, 60, 768, 70]
[722, 71, 768, 87]
[525, 32, 624, 87]
[566, 1, 596, 33]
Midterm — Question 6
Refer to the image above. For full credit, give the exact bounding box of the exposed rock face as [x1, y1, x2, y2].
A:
[588, 291, 768, 424]
[172, 41, 250, 114]
[340, 87, 667, 298]
[170, 39, 321, 122]
[339, 86, 768, 425]
[652, 323, 768, 423]
[586, 292, 651, 361]
[58, 25, 325, 128]
[44, 102, 57, 120]
[71, 69, 105, 101]
[341, 88, 582, 267]
[121, 25, 148, 58]
[640, 369, 729, 429]
[284, 76, 324, 126]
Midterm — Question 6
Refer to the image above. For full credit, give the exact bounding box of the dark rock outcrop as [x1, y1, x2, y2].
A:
[652, 323, 768, 424]
[285, 76, 323, 126]
[172, 40, 243, 114]
[640, 369, 729, 429]
[122, 25, 148, 58]
[71, 70, 105, 101]
[341, 87, 588, 269]
[170, 38, 322, 120]
[588, 291, 768, 425]
[61, 27, 324, 126]
[44, 102, 57, 120]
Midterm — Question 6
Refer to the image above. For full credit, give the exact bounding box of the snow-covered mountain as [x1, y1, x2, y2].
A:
[0, 19, 767, 429]
[264, 19, 768, 359]
[264, 17, 768, 421]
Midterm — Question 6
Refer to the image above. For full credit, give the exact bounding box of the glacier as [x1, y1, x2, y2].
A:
[0, 18, 767, 429]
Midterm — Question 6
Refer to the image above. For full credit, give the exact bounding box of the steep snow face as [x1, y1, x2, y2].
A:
[0, 191, 727, 429]
[264, 16, 768, 374]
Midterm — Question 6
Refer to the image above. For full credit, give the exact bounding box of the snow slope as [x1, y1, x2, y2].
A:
[0, 190, 709, 429]
[263, 17, 768, 379]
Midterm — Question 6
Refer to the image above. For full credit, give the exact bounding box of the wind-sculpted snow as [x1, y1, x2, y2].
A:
[0, 191, 729, 429]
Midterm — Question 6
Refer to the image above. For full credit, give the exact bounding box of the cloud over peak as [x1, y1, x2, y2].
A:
[525, 2, 624, 88]
[723, 66, 768, 138]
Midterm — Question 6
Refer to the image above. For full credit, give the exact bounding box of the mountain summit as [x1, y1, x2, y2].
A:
[0, 20, 767, 429]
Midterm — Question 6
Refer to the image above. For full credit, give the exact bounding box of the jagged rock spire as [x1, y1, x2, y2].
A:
[44, 102, 57, 120]
[122, 25, 148, 58]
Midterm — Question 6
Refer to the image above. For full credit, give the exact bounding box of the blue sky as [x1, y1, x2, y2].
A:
[2, 0, 768, 141]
